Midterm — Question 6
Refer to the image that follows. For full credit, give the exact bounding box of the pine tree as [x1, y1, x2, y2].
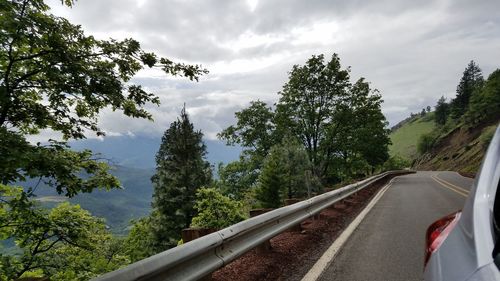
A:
[150, 106, 212, 250]
[255, 146, 287, 208]
[466, 69, 500, 124]
[434, 96, 449, 125]
[450, 60, 484, 118]
[255, 139, 320, 208]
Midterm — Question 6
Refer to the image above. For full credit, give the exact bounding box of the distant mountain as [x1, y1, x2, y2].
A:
[69, 135, 242, 169]
[32, 165, 154, 234]
[30, 135, 242, 234]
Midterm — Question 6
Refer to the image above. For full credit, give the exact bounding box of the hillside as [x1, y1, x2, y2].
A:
[389, 113, 435, 161]
[391, 63, 500, 174]
[414, 122, 498, 175]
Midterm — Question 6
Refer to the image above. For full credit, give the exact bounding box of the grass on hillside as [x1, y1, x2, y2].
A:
[389, 113, 435, 160]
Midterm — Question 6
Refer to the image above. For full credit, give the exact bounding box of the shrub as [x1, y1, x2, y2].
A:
[190, 188, 247, 229]
[480, 125, 497, 148]
[417, 133, 436, 154]
[382, 156, 410, 170]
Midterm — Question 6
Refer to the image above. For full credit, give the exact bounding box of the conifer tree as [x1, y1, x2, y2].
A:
[150, 106, 212, 250]
[466, 69, 500, 124]
[434, 96, 449, 125]
[255, 138, 320, 208]
[450, 60, 483, 118]
[255, 147, 287, 208]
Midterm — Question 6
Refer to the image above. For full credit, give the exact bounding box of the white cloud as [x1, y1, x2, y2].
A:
[291, 21, 345, 46]
[43, 0, 500, 141]
[219, 31, 285, 52]
[247, 0, 259, 12]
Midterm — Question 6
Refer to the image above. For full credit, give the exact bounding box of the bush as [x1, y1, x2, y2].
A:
[124, 216, 156, 262]
[480, 125, 497, 148]
[383, 155, 410, 170]
[417, 133, 436, 154]
[190, 188, 247, 229]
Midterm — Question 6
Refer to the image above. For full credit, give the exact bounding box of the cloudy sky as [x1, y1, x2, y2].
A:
[47, 0, 500, 140]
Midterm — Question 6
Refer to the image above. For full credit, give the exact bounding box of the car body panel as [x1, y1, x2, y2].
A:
[468, 263, 500, 281]
[424, 125, 500, 281]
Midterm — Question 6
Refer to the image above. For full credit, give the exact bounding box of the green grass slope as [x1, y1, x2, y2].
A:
[389, 113, 435, 160]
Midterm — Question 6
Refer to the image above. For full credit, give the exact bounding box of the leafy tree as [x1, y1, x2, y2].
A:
[346, 79, 390, 173]
[218, 100, 275, 159]
[221, 54, 390, 184]
[324, 78, 389, 179]
[275, 54, 350, 179]
[0, 0, 206, 140]
[123, 217, 156, 263]
[0, 0, 205, 194]
[150, 106, 212, 250]
[450, 60, 483, 118]
[0, 0, 206, 277]
[0, 128, 119, 196]
[426, 106, 431, 112]
[190, 188, 247, 229]
[0, 189, 127, 280]
[217, 101, 276, 199]
[215, 156, 259, 200]
[434, 96, 449, 125]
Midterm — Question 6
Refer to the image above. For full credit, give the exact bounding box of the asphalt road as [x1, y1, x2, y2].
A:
[317, 171, 474, 281]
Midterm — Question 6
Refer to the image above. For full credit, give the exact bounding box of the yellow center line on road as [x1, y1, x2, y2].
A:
[431, 175, 468, 197]
[435, 174, 471, 194]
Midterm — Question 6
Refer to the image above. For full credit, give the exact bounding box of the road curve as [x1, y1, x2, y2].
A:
[317, 171, 473, 281]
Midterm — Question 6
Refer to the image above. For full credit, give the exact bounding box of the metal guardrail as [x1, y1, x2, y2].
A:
[94, 170, 411, 281]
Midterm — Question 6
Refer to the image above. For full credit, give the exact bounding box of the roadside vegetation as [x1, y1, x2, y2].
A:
[121, 53, 397, 263]
[0, 0, 400, 279]
[390, 61, 500, 174]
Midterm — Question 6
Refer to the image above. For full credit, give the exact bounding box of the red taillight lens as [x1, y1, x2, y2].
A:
[424, 211, 461, 268]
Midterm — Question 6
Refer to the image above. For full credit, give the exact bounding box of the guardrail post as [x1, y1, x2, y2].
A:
[284, 198, 302, 205]
[181, 228, 218, 281]
[181, 228, 217, 243]
[323, 187, 334, 193]
[285, 199, 304, 230]
[250, 208, 273, 253]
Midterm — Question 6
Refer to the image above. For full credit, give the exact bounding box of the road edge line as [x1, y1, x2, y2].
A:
[301, 176, 398, 281]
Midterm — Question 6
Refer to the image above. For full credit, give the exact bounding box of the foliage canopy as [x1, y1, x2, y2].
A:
[0, 0, 206, 278]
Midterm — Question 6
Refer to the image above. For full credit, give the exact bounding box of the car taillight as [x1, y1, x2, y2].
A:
[424, 211, 461, 268]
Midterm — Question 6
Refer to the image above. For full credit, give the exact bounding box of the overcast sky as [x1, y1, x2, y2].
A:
[47, 0, 500, 140]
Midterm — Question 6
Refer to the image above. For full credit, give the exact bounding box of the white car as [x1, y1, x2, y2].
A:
[424, 125, 500, 280]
